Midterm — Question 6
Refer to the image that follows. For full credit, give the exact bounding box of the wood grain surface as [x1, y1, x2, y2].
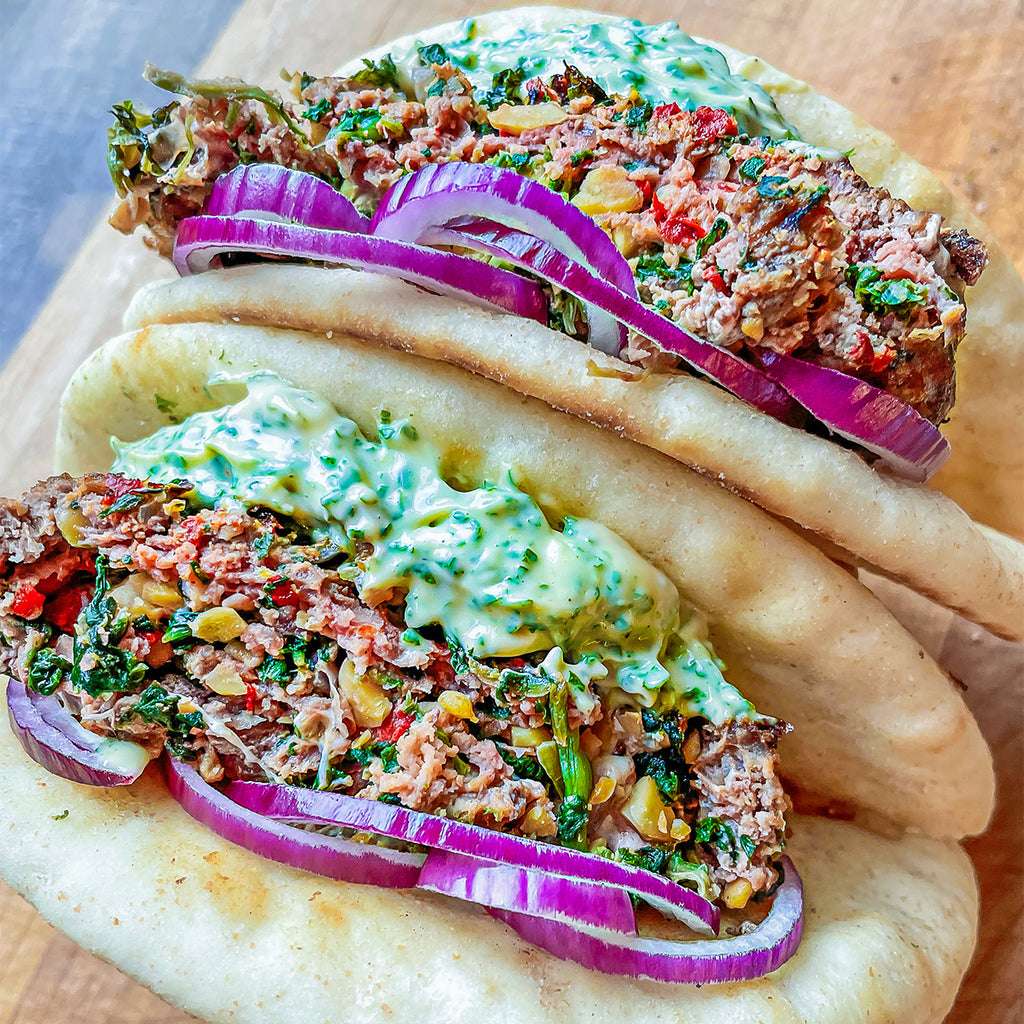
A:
[1, 2, 1021, 1022]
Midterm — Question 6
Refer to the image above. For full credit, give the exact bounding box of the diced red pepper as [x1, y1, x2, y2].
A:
[637, 180, 653, 205]
[690, 106, 738, 145]
[375, 709, 416, 744]
[652, 102, 681, 119]
[703, 267, 728, 293]
[47, 587, 89, 632]
[660, 215, 706, 246]
[9, 583, 45, 619]
[101, 474, 144, 507]
[181, 516, 206, 546]
[268, 581, 301, 608]
[871, 349, 896, 374]
[246, 683, 258, 715]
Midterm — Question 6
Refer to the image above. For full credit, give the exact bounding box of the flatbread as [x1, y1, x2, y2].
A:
[0, 705, 979, 1024]
[55, 320, 995, 839]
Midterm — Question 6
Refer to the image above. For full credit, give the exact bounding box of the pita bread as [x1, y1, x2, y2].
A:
[55, 320, 994, 839]
[0, 680, 979, 1024]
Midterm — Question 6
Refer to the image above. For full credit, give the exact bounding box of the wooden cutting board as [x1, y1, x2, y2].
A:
[2, 2, 1021, 1022]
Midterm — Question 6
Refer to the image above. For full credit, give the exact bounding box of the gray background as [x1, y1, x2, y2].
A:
[0, 0, 242, 365]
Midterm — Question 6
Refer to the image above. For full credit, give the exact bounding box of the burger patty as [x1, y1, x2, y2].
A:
[109, 60, 986, 423]
[1, 474, 789, 900]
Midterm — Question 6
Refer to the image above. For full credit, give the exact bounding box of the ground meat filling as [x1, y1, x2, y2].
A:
[2, 474, 789, 903]
[109, 60, 986, 423]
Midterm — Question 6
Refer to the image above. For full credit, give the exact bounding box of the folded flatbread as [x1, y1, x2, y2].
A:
[0, 317, 990, 1023]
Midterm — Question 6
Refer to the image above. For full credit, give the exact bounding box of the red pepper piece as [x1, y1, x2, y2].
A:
[101, 474, 144, 506]
[652, 102, 681, 119]
[47, 587, 88, 632]
[245, 683, 258, 715]
[268, 581, 301, 608]
[375, 709, 416, 744]
[703, 267, 728, 293]
[660, 216, 706, 246]
[871, 349, 896, 374]
[690, 106, 738, 145]
[9, 583, 45, 619]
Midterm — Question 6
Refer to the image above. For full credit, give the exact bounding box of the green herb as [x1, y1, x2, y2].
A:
[257, 656, 291, 684]
[617, 846, 669, 874]
[27, 647, 72, 696]
[154, 394, 178, 415]
[556, 793, 589, 846]
[665, 853, 714, 898]
[756, 175, 793, 200]
[695, 816, 742, 862]
[620, 99, 653, 131]
[845, 263, 930, 321]
[550, 64, 607, 104]
[302, 97, 332, 122]
[480, 67, 527, 110]
[253, 529, 274, 559]
[189, 560, 210, 584]
[299, 73, 317, 92]
[106, 99, 175, 195]
[122, 683, 204, 759]
[416, 43, 450, 67]
[496, 666, 550, 702]
[570, 149, 595, 167]
[635, 251, 694, 295]
[51, 809, 70, 821]
[548, 680, 592, 848]
[378, 793, 402, 805]
[739, 834, 756, 858]
[695, 216, 730, 260]
[350, 54, 401, 91]
[162, 608, 200, 648]
[497, 746, 547, 783]
[144, 65, 309, 143]
[738, 156, 766, 181]
[633, 751, 681, 802]
[68, 555, 147, 697]
[98, 484, 163, 519]
[349, 741, 399, 774]
[325, 108, 403, 145]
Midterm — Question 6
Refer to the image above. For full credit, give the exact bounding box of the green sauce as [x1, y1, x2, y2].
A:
[112, 375, 754, 723]
[389, 14, 793, 139]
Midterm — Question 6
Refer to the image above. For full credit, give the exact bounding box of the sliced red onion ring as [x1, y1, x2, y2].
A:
[751, 350, 950, 481]
[7, 676, 150, 786]
[205, 164, 371, 233]
[490, 857, 803, 984]
[166, 757, 424, 887]
[225, 780, 720, 935]
[371, 163, 638, 296]
[423, 217, 799, 421]
[418, 848, 637, 935]
[172, 215, 548, 324]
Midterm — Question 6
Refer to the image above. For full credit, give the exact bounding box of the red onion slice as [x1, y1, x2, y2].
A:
[6, 676, 150, 786]
[751, 350, 950, 481]
[423, 217, 799, 421]
[371, 163, 638, 296]
[418, 848, 637, 935]
[172, 215, 548, 324]
[166, 757, 424, 887]
[225, 780, 720, 935]
[490, 857, 803, 984]
[205, 164, 371, 233]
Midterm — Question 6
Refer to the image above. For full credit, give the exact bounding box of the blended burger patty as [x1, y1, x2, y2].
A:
[1, 474, 789, 901]
[109, 59, 986, 423]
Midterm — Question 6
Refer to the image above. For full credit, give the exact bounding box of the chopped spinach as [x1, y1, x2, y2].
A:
[636, 251, 694, 295]
[755, 175, 794, 200]
[617, 845, 670, 874]
[479, 67, 527, 110]
[633, 751, 681, 802]
[738, 155, 766, 181]
[556, 793, 590, 847]
[620, 99, 653, 131]
[325, 108, 403, 145]
[416, 43, 450, 67]
[694, 216, 730, 260]
[350, 54, 402, 91]
[497, 746, 547, 783]
[26, 647, 72, 696]
[549, 64, 607, 104]
[69, 555, 147, 697]
[302, 97, 333, 122]
[845, 263, 930, 321]
[162, 608, 200, 649]
[695, 816, 744, 862]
